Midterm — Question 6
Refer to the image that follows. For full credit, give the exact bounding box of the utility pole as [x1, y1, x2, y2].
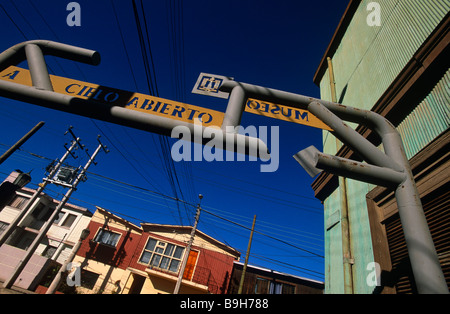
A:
[2, 133, 108, 289]
[238, 215, 256, 294]
[0, 121, 45, 165]
[45, 228, 90, 294]
[173, 194, 203, 294]
[0, 129, 80, 248]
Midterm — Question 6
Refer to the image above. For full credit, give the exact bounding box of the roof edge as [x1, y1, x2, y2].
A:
[141, 223, 241, 258]
[233, 261, 324, 285]
[95, 206, 142, 232]
[313, 0, 361, 86]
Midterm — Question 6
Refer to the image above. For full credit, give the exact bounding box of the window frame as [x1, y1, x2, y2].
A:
[0, 221, 8, 236]
[93, 228, 121, 248]
[9, 195, 29, 209]
[60, 213, 78, 228]
[80, 269, 100, 290]
[53, 211, 66, 224]
[255, 276, 297, 294]
[138, 237, 186, 274]
[255, 277, 270, 294]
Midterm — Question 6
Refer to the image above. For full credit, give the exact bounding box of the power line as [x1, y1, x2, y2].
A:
[249, 254, 324, 279]
[0, 151, 325, 280]
[5, 156, 324, 259]
[2, 0, 163, 198]
[64, 192, 324, 279]
[199, 207, 323, 258]
[1, 143, 325, 244]
[109, 0, 140, 91]
[199, 214, 323, 258]
[131, 0, 191, 226]
[0, 3, 27, 40]
[191, 163, 319, 202]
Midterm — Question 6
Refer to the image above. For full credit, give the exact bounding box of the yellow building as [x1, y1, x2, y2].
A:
[73, 207, 240, 294]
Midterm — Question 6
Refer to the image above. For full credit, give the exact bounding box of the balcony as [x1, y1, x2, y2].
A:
[144, 265, 222, 294]
[28, 217, 46, 231]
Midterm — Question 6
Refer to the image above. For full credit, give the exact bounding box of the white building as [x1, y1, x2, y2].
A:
[0, 171, 93, 290]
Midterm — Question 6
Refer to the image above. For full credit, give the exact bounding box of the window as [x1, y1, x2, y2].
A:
[0, 221, 8, 236]
[42, 245, 57, 259]
[255, 277, 269, 294]
[255, 277, 296, 294]
[80, 270, 99, 290]
[54, 211, 65, 224]
[93, 229, 121, 247]
[281, 283, 296, 294]
[61, 214, 77, 228]
[9, 195, 28, 209]
[31, 203, 46, 219]
[269, 281, 296, 294]
[139, 238, 185, 273]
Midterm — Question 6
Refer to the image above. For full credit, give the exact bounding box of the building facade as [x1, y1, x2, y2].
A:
[312, 0, 449, 293]
[0, 171, 93, 290]
[228, 261, 324, 294]
[73, 207, 240, 294]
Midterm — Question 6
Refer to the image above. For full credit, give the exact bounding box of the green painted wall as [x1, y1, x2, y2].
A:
[317, 0, 449, 293]
[398, 69, 450, 159]
[323, 188, 344, 294]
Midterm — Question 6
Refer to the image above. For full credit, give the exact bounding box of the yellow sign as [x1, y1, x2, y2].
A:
[0, 66, 331, 130]
[0, 66, 225, 127]
[245, 98, 332, 131]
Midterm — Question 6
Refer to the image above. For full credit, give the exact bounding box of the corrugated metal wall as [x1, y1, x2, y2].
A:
[320, 0, 449, 149]
[323, 188, 344, 293]
[318, 0, 449, 293]
[385, 185, 450, 293]
[398, 69, 450, 159]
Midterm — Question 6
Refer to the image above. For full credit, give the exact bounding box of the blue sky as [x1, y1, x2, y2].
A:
[0, 0, 349, 282]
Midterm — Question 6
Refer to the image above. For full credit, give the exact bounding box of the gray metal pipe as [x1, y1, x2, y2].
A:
[293, 146, 322, 177]
[221, 81, 404, 167]
[0, 40, 100, 72]
[315, 152, 406, 188]
[221, 81, 448, 293]
[307, 101, 402, 171]
[221, 84, 246, 131]
[25, 44, 53, 91]
[388, 133, 448, 294]
[309, 102, 448, 293]
[222, 80, 401, 139]
[0, 40, 445, 293]
[293, 146, 406, 188]
[0, 80, 269, 159]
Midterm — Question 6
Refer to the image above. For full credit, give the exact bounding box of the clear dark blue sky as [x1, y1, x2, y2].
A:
[0, 0, 349, 282]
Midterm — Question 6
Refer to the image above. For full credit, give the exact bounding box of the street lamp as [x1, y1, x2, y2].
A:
[12, 170, 31, 188]
[79, 228, 90, 241]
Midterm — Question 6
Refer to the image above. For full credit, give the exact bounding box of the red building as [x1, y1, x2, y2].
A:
[73, 207, 240, 294]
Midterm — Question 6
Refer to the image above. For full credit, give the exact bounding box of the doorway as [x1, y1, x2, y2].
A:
[128, 274, 146, 294]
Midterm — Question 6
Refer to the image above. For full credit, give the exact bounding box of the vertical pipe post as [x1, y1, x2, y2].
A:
[307, 100, 448, 294]
[24, 44, 53, 91]
[221, 85, 246, 131]
[384, 131, 448, 294]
